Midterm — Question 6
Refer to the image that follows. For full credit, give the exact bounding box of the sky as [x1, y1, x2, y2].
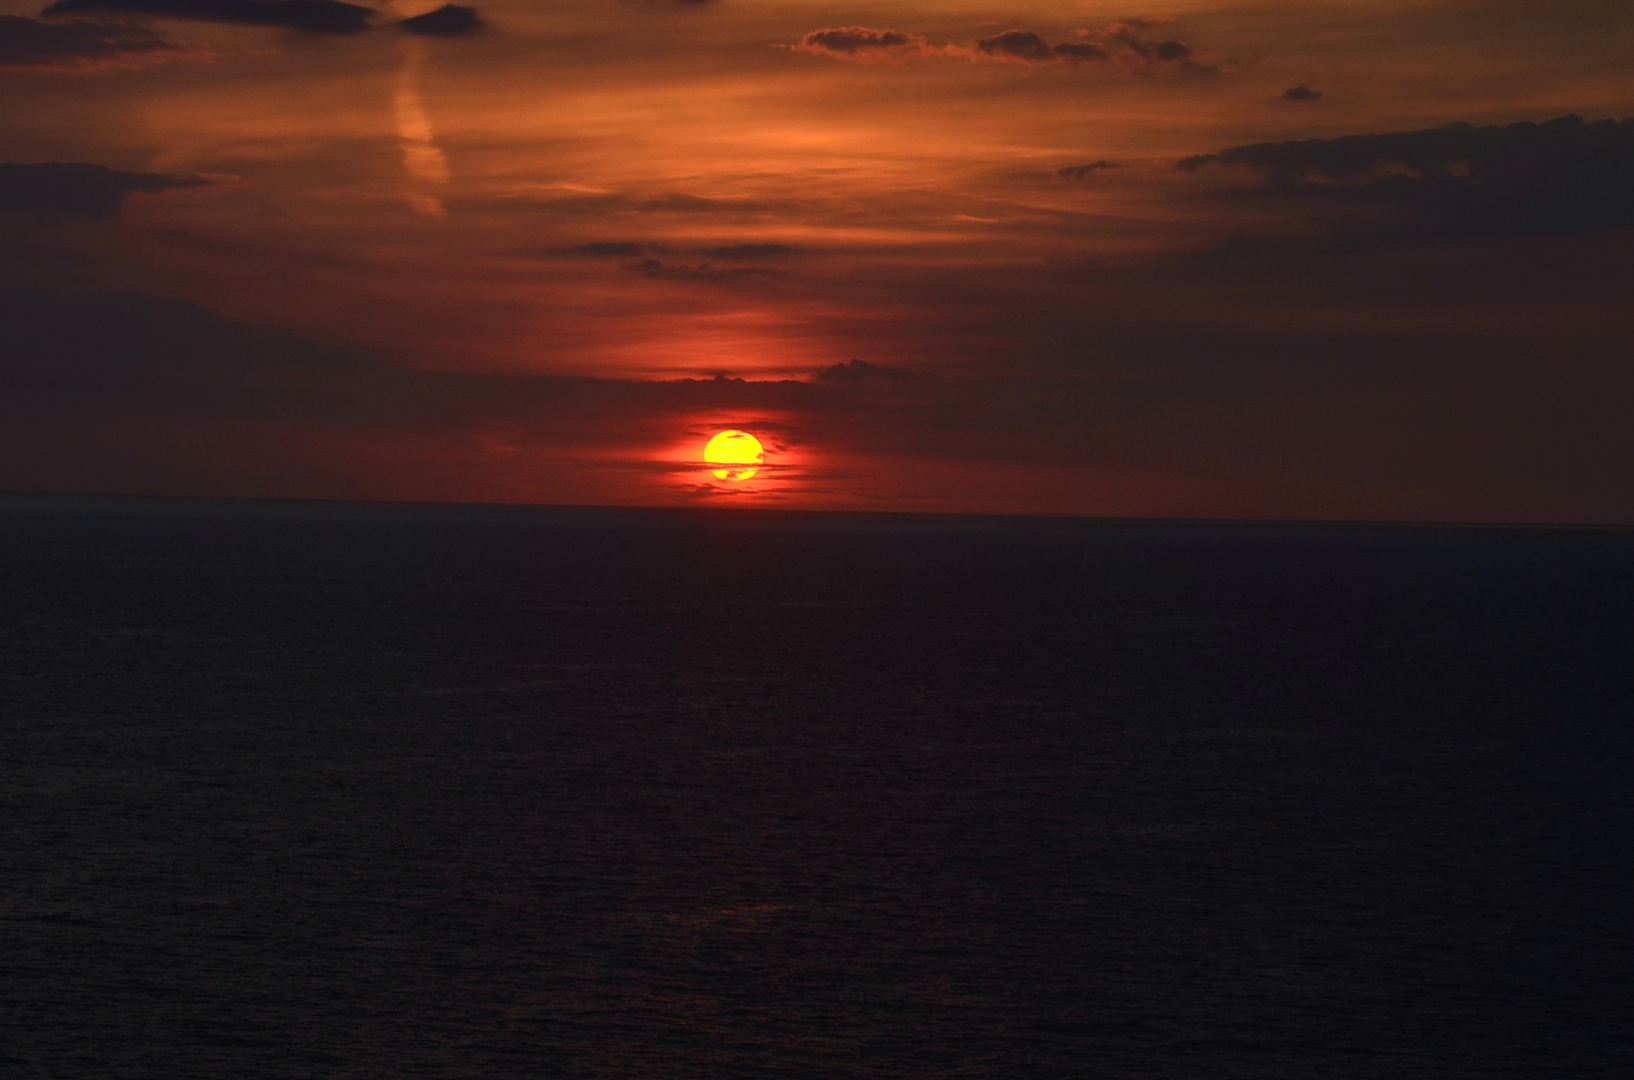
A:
[1, 0, 1631, 521]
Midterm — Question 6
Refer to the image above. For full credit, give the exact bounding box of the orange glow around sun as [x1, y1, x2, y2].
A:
[704, 430, 764, 481]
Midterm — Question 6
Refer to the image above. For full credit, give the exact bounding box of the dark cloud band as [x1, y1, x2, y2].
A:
[1057, 161, 1121, 180]
[399, 4, 481, 37]
[797, 21, 1211, 71]
[0, 162, 212, 217]
[0, 13, 183, 67]
[794, 27, 927, 60]
[1182, 114, 1634, 238]
[976, 30, 1055, 63]
[42, 0, 377, 35]
[815, 359, 923, 384]
[706, 243, 792, 259]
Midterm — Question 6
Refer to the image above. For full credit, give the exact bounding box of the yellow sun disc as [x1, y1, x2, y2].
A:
[704, 430, 763, 481]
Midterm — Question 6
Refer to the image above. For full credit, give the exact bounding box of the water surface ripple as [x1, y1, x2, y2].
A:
[2, 498, 1630, 1078]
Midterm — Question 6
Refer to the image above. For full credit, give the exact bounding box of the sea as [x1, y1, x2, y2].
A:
[1, 495, 1630, 1079]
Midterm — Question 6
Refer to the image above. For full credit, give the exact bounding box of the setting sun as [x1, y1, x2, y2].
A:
[704, 430, 764, 481]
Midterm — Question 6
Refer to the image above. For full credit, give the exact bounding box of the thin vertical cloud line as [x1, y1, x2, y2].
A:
[395, 38, 450, 217]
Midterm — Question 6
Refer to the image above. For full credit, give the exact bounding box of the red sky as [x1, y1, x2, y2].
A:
[2, 0, 1632, 520]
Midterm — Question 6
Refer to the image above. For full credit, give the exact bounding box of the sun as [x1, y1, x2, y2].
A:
[704, 430, 764, 481]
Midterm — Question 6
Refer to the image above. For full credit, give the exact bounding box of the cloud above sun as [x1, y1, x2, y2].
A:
[1181, 115, 1634, 239]
[30, 0, 485, 40]
[41, 0, 377, 34]
[0, 162, 216, 216]
[792, 18, 1217, 72]
[789, 27, 930, 63]
[0, 13, 202, 69]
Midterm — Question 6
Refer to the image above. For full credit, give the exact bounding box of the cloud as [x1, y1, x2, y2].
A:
[1180, 114, 1634, 238]
[1051, 41, 1110, 64]
[1056, 161, 1121, 181]
[0, 162, 213, 216]
[394, 37, 449, 216]
[1096, 20, 1194, 63]
[0, 14, 197, 69]
[561, 241, 790, 261]
[0, 288, 384, 414]
[795, 20, 1213, 72]
[973, 30, 1117, 66]
[1283, 83, 1322, 101]
[564, 241, 648, 257]
[398, 4, 481, 37]
[976, 30, 1055, 63]
[814, 358, 924, 384]
[793, 27, 929, 62]
[1059, 21, 1214, 71]
[41, 0, 376, 35]
[619, 258, 776, 281]
[705, 243, 792, 258]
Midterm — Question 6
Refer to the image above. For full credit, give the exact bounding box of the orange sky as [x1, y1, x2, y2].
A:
[2, 0, 1632, 519]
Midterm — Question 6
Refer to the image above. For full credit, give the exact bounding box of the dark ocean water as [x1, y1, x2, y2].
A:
[1, 496, 1631, 1079]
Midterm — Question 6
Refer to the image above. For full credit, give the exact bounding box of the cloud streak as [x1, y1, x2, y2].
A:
[0, 14, 198, 69]
[705, 243, 792, 259]
[394, 38, 450, 216]
[794, 19, 1214, 72]
[0, 162, 213, 216]
[41, 0, 377, 35]
[618, 258, 777, 282]
[792, 27, 929, 63]
[398, 4, 481, 37]
[814, 359, 924, 384]
[1056, 161, 1122, 181]
[1182, 114, 1634, 238]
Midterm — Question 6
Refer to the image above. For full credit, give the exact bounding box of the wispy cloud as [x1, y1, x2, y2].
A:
[394, 38, 450, 216]
[792, 27, 930, 63]
[0, 14, 202, 70]
[0, 162, 214, 216]
[793, 19, 1216, 73]
[1181, 114, 1634, 239]
[398, 3, 481, 37]
[42, 0, 378, 35]
[1056, 161, 1122, 181]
